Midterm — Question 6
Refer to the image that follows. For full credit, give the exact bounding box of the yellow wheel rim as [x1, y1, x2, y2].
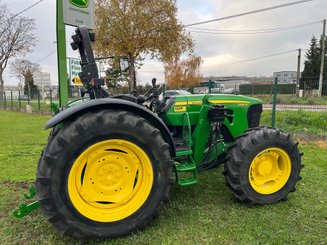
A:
[68, 139, 153, 222]
[249, 148, 291, 195]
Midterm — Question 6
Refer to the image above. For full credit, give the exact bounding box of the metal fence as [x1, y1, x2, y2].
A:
[0, 90, 54, 114]
[239, 80, 327, 96]
[0, 87, 82, 114]
[199, 79, 327, 136]
[251, 79, 327, 136]
[1, 81, 326, 136]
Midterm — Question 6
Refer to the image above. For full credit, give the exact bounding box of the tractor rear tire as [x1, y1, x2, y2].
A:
[36, 110, 173, 240]
[223, 127, 303, 205]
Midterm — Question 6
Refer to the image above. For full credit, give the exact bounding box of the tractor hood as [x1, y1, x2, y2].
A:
[168, 93, 262, 112]
[205, 93, 262, 105]
[162, 93, 262, 136]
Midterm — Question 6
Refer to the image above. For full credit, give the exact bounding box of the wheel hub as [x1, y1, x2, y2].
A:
[249, 148, 291, 195]
[256, 157, 273, 176]
[68, 139, 153, 222]
[80, 152, 138, 205]
[98, 163, 122, 186]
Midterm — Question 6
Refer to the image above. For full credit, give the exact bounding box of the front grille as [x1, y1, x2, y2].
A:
[247, 104, 263, 128]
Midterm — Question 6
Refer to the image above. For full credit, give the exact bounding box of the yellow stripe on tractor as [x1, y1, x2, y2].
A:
[208, 100, 250, 104]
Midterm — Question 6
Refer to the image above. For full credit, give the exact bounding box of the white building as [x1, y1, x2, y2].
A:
[33, 72, 51, 98]
[273, 71, 297, 83]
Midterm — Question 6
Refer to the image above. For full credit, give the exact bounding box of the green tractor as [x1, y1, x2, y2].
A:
[14, 27, 303, 240]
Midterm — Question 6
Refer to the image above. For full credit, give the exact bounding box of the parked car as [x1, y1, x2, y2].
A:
[20, 95, 29, 101]
[223, 88, 239, 94]
[160, 90, 191, 100]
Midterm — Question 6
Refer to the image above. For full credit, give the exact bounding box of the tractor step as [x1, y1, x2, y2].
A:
[178, 176, 197, 186]
[176, 149, 193, 157]
[175, 139, 193, 157]
[175, 163, 196, 172]
[174, 138, 197, 186]
[175, 162, 198, 186]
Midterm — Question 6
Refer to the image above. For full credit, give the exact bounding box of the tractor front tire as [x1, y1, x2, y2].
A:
[36, 110, 173, 240]
[223, 127, 303, 205]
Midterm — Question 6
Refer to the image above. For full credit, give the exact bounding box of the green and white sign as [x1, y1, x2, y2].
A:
[70, 0, 89, 8]
[69, 58, 83, 85]
[68, 58, 100, 86]
[63, 0, 95, 29]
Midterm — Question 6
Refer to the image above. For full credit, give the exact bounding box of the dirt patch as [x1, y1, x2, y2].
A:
[0, 181, 31, 189]
[292, 133, 327, 149]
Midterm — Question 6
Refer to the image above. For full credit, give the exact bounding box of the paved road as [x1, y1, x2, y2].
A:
[263, 104, 327, 112]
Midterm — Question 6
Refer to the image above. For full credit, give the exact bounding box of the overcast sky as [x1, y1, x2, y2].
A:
[3, 0, 327, 86]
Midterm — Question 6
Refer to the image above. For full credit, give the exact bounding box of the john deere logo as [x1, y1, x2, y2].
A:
[69, 0, 89, 8]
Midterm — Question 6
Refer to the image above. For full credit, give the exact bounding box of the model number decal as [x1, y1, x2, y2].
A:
[174, 106, 186, 112]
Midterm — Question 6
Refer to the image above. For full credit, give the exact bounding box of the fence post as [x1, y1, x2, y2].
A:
[18, 91, 21, 110]
[304, 81, 306, 96]
[10, 90, 13, 108]
[38, 91, 41, 112]
[3, 92, 6, 109]
[272, 77, 278, 128]
[208, 80, 212, 94]
[50, 89, 53, 112]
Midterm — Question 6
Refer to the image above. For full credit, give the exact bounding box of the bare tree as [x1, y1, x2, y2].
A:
[10, 59, 40, 98]
[0, 1, 37, 99]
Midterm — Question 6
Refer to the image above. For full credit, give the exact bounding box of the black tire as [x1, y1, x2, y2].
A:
[223, 127, 304, 205]
[36, 109, 173, 240]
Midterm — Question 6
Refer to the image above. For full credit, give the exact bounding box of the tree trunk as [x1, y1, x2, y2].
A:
[0, 69, 4, 101]
[129, 55, 136, 93]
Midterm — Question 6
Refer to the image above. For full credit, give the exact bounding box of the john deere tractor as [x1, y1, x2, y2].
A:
[14, 27, 303, 240]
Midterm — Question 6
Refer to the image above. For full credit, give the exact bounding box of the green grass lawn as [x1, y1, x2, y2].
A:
[0, 111, 326, 244]
[1, 100, 53, 113]
[261, 110, 327, 136]
[253, 94, 327, 105]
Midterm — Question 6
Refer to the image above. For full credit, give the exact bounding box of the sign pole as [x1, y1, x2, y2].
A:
[272, 77, 278, 128]
[57, 0, 68, 106]
[318, 19, 326, 97]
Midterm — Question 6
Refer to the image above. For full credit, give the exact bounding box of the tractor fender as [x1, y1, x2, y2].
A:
[45, 98, 176, 156]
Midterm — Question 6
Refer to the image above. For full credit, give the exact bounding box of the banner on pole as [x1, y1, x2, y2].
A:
[62, 0, 95, 29]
